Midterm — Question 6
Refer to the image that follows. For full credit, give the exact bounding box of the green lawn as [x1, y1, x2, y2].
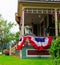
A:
[0, 55, 53, 65]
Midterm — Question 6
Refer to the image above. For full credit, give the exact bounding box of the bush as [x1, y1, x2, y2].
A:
[49, 37, 60, 65]
[53, 58, 60, 65]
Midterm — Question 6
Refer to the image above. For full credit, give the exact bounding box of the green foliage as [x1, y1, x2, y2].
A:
[49, 37, 60, 65]
[14, 32, 19, 42]
[0, 19, 14, 43]
[53, 58, 60, 65]
[50, 37, 60, 59]
[0, 15, 19, 43]
[0, 15, 19, 51]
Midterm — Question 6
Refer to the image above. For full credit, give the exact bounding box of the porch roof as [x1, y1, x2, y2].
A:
[18, 0, 60, 3]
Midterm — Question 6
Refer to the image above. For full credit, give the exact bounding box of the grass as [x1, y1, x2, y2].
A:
[0, 55, 53, 65]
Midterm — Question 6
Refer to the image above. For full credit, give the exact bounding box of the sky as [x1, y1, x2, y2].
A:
[0, 0, 19, 33]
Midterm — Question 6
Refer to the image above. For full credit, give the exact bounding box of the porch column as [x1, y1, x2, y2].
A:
[55, 9, 58, 38]
[20, 8, 24, 59]
[21, 8, 24, 37]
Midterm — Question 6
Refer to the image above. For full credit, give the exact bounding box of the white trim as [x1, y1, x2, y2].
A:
[26, 49, 50, 57]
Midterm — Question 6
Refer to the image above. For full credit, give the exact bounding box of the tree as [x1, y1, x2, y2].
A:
[15, 32, 20, 42]
[0, 15, 16, 52]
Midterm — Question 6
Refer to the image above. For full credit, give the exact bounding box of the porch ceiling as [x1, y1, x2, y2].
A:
[24, 13, 46, 25]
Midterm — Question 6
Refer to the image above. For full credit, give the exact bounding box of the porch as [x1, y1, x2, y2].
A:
[15, 2, 60, 58]
[18, 8, 60, 38]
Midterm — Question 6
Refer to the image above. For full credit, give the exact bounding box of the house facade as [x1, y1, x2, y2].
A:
[15, 0, 60, 58]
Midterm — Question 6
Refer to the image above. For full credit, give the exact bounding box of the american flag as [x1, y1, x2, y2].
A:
[17, 35, 52, 51]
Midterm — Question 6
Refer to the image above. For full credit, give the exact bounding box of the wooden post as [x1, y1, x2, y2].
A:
[20, 50, 22, 58]
[21, 8, 24, 37]
[55, 9, 58, 38]
[19, 8, 24, 38]
[9, 45, 11, 55]
[19, 8, 24, 58]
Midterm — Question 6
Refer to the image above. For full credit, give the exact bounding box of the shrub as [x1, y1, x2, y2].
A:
[54, 58, 60, 65]
[49, 37, 60, 65]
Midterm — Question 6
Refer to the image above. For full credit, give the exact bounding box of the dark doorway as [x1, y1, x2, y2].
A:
[33, 24, 37, 36]
[47, 14, 55, 36]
